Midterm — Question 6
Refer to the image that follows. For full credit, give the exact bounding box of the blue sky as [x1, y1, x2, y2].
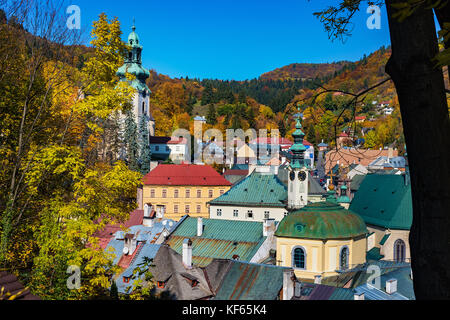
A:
[71, 0, 391, 80]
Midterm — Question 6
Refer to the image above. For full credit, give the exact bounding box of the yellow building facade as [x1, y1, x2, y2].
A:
[143, 185, 230, 220]
[275, 202, 368, 281]
[142, 164, 231, 221]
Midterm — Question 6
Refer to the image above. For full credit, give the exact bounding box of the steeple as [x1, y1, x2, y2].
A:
[116, 23, 150, 93]
[289, 106, 307, 170]
[287, 105, 309, 210]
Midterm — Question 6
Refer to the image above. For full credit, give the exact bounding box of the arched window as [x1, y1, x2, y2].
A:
[340, 246, 349, 270]
[292, 247, 306, 269]
[394, 239, 406, 263]
[142, 102, 145, 115]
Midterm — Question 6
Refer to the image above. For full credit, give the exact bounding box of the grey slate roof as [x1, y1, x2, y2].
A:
[150, 245, 215, 300]
[150, 247, 287, 300]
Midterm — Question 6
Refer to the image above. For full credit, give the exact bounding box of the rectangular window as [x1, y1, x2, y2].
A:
[186, 190, 191, 198]
[174, 204, 179, 214]
[209, 190, 213, 198]
[185, 205, 190, 214]
[197, 205, 201, 214]
[166, 146, 170, 152]
[264, 211, 270, 219]
[197, 190, 202, 198]
[247, 210, 253, 219]
[220, 190, 225, 196]
[174, 189, 179, 198]
[217, 209, 222, 217]
[162, 189, 167, 198]
[233, 209, 239, 218]
[150, 189, 155, 198]
[155, 146, 160, 151]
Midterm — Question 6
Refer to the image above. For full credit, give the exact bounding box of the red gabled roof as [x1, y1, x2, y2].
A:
[250, 137, 293, 145]
[167, 137, 188, 145]
[143, 164, 232, 186]
[223, 169, 248, 176]
[355, 116, 366, 121]
[95, 210, 144, 250]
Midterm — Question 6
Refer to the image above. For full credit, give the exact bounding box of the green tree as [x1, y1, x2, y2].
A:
[124, 110, 139, 171]
[138, 115, 152, 175]
[206, 104, 217, 125]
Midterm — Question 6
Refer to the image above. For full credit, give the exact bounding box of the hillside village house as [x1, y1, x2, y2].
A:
[149, 136, 190, 163]
[142, 164, 231, 221]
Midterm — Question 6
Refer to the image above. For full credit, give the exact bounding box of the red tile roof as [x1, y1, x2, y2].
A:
[223, 169, 248, 176]
[143, 164, 232, 186]
[167, 137, 188, 145]
[250, 137, 293, 145]
[95, 210, 144, 250]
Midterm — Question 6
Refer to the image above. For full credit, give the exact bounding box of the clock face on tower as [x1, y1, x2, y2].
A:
[290, 171, 296, 181]
[298, 171, 307, 182]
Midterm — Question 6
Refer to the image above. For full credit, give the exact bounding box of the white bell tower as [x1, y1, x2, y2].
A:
[287, 111, 309, 210]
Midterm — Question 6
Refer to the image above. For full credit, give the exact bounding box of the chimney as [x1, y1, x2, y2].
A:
[144, 203, 151, 218]
[294, 281, 302, 298]
[388, 147, 394, 159]
[143, 204, 154, 227]
[282, 269, 295, 300]
[182, 238, 193, 268]
[354, 292, 365, 300]
[197, 217, 204, 237]
[263, 219, 275, 237]
[314, 275, 322, 284]
[156, 206, 165, 219]
[386, 279, 398, 295]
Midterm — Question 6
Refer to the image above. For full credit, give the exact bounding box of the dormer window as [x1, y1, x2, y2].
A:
[157, 281, 166, 289]
[123, 277, 131, 284]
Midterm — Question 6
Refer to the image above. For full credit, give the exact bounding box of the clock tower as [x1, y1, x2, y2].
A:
[288, 111, 309, 210]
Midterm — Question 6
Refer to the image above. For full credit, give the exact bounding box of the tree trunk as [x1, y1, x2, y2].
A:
[385, 0, 450, 299]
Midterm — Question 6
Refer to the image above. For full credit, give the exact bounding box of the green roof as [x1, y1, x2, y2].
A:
[209, 172, 287, 207]
[275, 202, 368, 240]
[366, 247, 384, 261]
[166, 217, 266, 267]
[349, 174, 412, 230]
[379, 233, 391, 245]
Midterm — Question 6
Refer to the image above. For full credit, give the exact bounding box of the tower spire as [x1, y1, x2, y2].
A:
[289, 104, 307, 169]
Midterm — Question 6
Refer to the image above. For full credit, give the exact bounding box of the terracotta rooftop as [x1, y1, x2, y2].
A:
[325, 148, 399, 173]
[143, 164, 231, 186]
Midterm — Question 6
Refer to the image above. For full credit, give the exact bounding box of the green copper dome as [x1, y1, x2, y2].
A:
[116, 23, 150, 92]
[275, 202, 367, 240]
[128, 25, 142, 48]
